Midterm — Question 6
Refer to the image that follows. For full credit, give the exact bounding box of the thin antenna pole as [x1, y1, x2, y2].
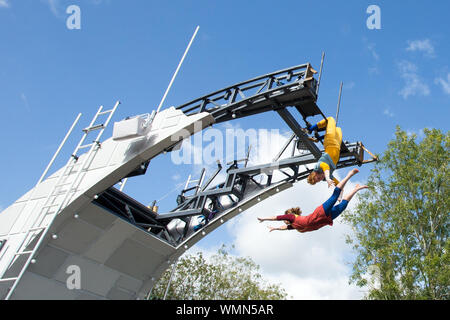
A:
[336, 81, 343, 124]
[156, 25, 200, 114]
[38, 113, 82, 184]
[184, 174, 192, 190]
[244, 145, 252, 167]
[163, 259, 178, 300]
[119, 178, 128, 192]
[316, 52, 325, 96]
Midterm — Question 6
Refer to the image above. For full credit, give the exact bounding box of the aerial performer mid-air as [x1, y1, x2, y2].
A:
[257, 168, 367, 233]
[305, 116, 342, 189]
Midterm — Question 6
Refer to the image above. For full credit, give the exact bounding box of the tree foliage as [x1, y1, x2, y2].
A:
[149, 245, 288, 300]
[344, 127, 449, 299]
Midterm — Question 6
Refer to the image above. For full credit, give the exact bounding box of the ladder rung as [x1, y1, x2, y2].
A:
[64, 162, 79, 170]
[98, 109, 114, 115]
[53, 187, 78, 196]
[56, 181, 73, 187]
[82, 124, 104, 132]
[28, 226, 46, 232]
[0, 277, 18, 283]
[14, 250, 33, 256]
[41, 203, 60, 209]
[78, 143, 94, 150]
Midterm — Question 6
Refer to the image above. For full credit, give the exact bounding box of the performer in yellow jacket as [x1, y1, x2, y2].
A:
[306, 117, 342, 189]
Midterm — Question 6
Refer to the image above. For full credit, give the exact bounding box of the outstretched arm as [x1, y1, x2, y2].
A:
[324, 170, 335, 188]
[267, 225, 290, 232]
[318, 162, 336, 188]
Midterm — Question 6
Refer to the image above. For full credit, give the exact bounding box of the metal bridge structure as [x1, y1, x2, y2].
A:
[0, 63, 376, 300]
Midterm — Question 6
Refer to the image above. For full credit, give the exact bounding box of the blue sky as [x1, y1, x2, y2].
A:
[1, 0, 449, 298]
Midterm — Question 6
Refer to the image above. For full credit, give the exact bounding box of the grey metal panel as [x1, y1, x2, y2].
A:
[53, 255, 121, 297]
[50, 218, 103, 255]
[130, 229, 175, 256]
[106, 286, 136, 300]
[104, 238, 164, 280]
[11, 272, 79, 300]
[83, 216, 143, 264]
[0, 202, 26, 235]
[114, 274, 143, 293]
[77, 203, 117, 230]
[27, 245, 69, 279]
[75, 292, 105, 300]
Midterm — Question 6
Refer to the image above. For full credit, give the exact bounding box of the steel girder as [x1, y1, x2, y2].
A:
[175, 63, 325, 122]
[93, 63, 376, 247]
[94, 141, 369, 246]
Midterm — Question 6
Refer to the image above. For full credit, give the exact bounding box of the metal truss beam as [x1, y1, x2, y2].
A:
[276, 107, 322, 159]
[93, 63, 378, 247]
[156, 141, 364, 223]
[93, 140, 370, 247]
[175, 63, 325, 124]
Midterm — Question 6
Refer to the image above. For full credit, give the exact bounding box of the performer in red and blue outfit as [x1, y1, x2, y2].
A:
[257, 169, 367, 233]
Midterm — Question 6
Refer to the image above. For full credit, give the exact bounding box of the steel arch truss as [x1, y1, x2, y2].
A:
[94, 141, 372, 246]
[93, 62, 377, 247]
[176, 63, 325, 122]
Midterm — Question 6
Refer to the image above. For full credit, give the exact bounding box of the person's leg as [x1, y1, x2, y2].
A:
[322, 187, 341, 214]
[342, 184, 368, 202]
[323, 117, 337, 151]
[330, 200, 348, 220]
[336, 127, 343, 146]
[330, 184, 368, 220]
[322, 168, 359, 214]
[335, 168, 359, 190]
[308, 117, 328, 133]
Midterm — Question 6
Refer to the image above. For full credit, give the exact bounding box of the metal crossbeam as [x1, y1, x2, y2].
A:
[276, 108, 322, 159]
[175, 64, 322, 123]
[155, 141, 364, 223]
[91, 140, 370, 246]
[92, 63, 378, 248]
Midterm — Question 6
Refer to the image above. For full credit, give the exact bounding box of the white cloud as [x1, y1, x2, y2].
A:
[180, 123, 370, 299]
[383, 108, 394, 118]
[397, 60, 430, 99]
[406, 127, 429, 139]
[41, 0, 62, 17]
[20, 93, 31, 112]
[435, 73, 450, 95]
[363, 38, 380, 75]
[226, 176, 367, 299]
[406, 39, 435, 57]
[366, 42, 379, 61]
[265, 273, 363, 300]
[0, 0, 9, 8]
[368, 67, 379, 75]
[344, 82, 355, 90]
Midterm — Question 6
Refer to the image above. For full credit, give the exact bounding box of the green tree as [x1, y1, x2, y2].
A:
[149, 245, 288, 300]
[344, 127, 449, 299]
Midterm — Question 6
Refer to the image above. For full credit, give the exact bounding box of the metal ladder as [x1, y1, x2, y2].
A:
[0, 101, 120, 300]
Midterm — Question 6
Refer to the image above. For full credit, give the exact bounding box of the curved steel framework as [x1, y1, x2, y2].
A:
[94, 63, 376, 247]
[0, 62, 377, 300]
